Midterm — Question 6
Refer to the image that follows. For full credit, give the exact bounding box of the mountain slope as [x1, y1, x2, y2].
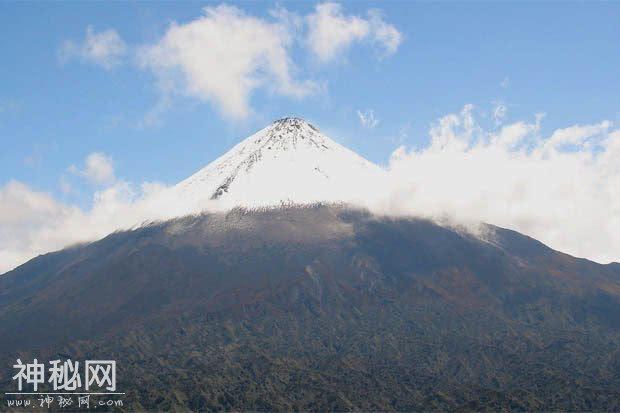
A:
[172, 117, 386, 208]
[1, 205, 619, 410]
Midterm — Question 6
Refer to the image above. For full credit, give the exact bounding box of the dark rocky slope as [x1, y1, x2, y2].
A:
[1, 205, 619, 411]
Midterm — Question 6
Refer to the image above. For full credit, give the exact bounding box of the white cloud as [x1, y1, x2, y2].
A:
[60, 26, 127, 69]
[0, 178, 186, 274]
[0, 181, 81, 273]
[500, 77, 510, 89]
[493, 102, 507, 126]
[306, 3, 369, 62]
[306, 3, 402, 62]
[60, 4, 400, 122]
[357, 109, 379, 128]
[0, 146, 230, 273]
[138, 4, 317, 119]
[69, 152, 116, 185]
[380, 106, 620, 264]
[544, 121, 612, 151]
[367, 9, 403, 56]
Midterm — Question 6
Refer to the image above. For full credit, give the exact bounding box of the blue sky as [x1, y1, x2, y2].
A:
[2, 2, 620, 271]
[2, 1, 618, 204]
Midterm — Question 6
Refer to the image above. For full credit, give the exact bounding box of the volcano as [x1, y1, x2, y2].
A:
[1, 119, 620, 411]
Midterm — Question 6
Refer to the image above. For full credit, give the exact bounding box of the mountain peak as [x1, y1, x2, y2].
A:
[271, 117, 319, 132]
[273, 116, 315, 126]
[172, 118, 385, 208]
[255, 116, 328, 152]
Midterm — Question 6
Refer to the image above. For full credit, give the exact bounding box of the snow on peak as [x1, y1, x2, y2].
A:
[172, 117, 386, 209]
[272, 116, 319, 130]
[237, 117, 330, 156]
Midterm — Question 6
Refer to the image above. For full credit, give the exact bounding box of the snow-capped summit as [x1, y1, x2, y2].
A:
[173, 117, 386, 209]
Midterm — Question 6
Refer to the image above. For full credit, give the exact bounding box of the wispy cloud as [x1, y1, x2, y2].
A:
[59, 25, 127, 70]
[492, 102, 507, 126]
[357, 109, 379, 128]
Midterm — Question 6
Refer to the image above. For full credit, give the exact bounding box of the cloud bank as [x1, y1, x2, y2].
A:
[381, 105, 619, 264]
[0, 175, 180, 274]
[2, 107, 619, 273]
